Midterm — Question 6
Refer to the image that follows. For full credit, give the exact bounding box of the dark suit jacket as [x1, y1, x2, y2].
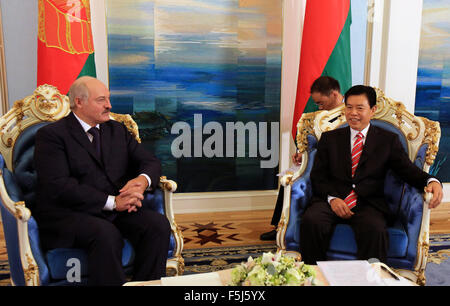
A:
[34, 112, 161, 247]
[311, 124, 432, 215]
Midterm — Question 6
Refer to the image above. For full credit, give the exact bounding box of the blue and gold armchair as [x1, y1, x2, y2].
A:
[0, 85, 184, 285]
[276, 88, 440, 285]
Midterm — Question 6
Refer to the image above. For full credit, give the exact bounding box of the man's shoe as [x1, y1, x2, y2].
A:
[260, 229, 277, 241]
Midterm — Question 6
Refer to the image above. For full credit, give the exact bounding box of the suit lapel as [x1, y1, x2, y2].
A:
[99, 122, 112, 166]
[342, 127, 353, 180]
[66, 112, 103, 166]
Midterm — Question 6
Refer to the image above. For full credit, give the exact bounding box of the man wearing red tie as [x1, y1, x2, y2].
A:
[300, 85, 443, 264]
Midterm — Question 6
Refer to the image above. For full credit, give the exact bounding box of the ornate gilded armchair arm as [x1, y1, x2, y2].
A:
[415, 191, 432, 285]
[159, 176, 184, 275]
[276, 173, 294, 250]
[279, 173, 294, 187]
[394, 189, 432, 285]
[276, 170, 313, 252]
[0, 171, 40, 285]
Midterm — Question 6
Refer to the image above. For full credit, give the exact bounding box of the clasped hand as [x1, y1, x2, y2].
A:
[115, 176, 149, 213]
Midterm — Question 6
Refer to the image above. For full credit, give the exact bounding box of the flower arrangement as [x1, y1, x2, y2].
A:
[229, 251, 317, 286]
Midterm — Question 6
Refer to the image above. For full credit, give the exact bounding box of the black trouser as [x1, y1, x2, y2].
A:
[299, 198, 389, 265]
[60, 208, 170, 285]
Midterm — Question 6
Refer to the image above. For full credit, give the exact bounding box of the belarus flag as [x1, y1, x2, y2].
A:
[37, 0, 96, 94]
[292, 0, 352, 138]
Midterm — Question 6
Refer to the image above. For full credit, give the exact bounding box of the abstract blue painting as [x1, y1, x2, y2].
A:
[415, 0, 450, 181]
[105, 0, 282, 192]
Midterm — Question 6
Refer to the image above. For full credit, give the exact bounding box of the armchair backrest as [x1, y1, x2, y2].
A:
[296, 88, 439, 171]
[0, 85, 143, 285]
[0, 85, 141, 207]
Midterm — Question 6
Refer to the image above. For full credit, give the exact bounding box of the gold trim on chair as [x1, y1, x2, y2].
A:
[0, 85, 71, 171]
[422, 117, 440, 167]
[0, 85, 146, 171]
[160, 176, 184, 275]
[109, 113, 141, 143]
[0, 85, 184, 285]
[0, 173, 41, 285]
[294, 88, 441, 176]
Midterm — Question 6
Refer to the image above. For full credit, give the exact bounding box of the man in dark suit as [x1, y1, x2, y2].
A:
[34, 76, 171, 285]
[260, 76, 344, 241]
[300, 85, 443, 264]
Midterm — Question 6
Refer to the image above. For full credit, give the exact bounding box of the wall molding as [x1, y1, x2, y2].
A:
[366, 0, 423, 113]
[172, 190, 278, 214]
[90, 0, 109, 87]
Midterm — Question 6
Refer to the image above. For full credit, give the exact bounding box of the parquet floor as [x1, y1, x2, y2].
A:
[176, 209, 276, 249]
[429, 203, 450, 234]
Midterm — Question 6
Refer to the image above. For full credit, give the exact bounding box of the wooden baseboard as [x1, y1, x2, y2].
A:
[173, 190, 278, 214]
[443, 183, 450, 203]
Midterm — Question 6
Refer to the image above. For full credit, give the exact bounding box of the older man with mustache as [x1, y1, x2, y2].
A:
[34, 76, 170, 285]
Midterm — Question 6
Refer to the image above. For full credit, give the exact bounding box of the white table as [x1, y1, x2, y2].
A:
[124, 262, 415, 286]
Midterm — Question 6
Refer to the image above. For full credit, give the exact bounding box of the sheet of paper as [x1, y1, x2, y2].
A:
[372, 263, 415, 286]
[160, 271, 222, 286]
[382, 277, 415, 286]
[317, 260, 385, 286]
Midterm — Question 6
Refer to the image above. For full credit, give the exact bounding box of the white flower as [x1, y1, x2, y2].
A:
[246, 256, 255, 270]
[246, 265, 267, 286]
[274, 251, 283, 262]
[229, 252, 317, 286]
[285, 268, 302, 286]
[261, 252, 274, 265]
[231, 265, 247, 285]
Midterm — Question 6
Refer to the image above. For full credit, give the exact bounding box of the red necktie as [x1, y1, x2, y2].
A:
[344, 132, 364, 209]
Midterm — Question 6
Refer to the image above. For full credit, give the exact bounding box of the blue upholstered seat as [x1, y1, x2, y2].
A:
[0, 85, 184, 285]
[44, 241, 135, 281]
[277, 89, 440, 285]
